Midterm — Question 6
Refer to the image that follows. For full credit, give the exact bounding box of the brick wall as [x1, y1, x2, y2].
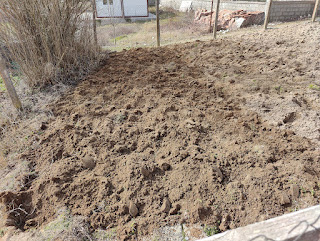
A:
[160, 0, 320, 22]
[270, 1, 317, 21]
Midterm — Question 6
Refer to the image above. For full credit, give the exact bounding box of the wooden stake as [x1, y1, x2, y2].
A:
[92, 0, 98, 46]
[213, 0, 220, 39]
[156, 0, 160, 47]
[312, 0, 320, 22]
[264, 0, 273, 30]
[0, 57, 22, 111]
[209, 0, 214, 33]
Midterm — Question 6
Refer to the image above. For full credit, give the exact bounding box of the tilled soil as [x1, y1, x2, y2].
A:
[1, 21, 320, 240]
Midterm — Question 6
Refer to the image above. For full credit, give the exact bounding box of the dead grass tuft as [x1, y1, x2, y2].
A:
[0, 0, 100, 88]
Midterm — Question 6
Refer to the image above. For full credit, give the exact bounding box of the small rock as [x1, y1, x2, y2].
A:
[141, 166, 150, 177]
[161, 198, 171, 213]
[129, 201, 138, 217]
[291, 184, 300, 199]
[82, 156, 96, 170]
[161, 162, 171, 171]
[280, 193, 291, 205]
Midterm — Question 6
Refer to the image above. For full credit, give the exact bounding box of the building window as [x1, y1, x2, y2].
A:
[109, 0, 113, 4]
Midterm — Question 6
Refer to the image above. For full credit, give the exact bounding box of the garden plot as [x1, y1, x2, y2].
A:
[0, 21, 320, 240]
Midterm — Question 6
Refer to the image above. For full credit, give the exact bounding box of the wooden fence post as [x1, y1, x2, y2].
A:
[0, 57, 22, 111]
[312, 0, 320, 22]
[209, 0, 214, 33]
[92, 0, 98, 46]
[213, 0, 220, 39]
[156, 0, 160, 47]
[264, 0, 273, 30]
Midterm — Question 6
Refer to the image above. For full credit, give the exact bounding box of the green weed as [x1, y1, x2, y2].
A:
[311, 189, 315, 197]
[274, 85, 283, 94]
[0, 229, 5, 237]
[309, 84, 320, 91]
[204, 224, 220, 236]
[112, 35, 128, 42]
[0, 77, 5, 92]
[181, 224, 187, 241]
[129, 220, 137, 236]
[0, 75, 21, 92]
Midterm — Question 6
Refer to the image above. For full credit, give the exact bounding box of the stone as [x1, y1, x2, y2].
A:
[161, 198, 171, 213]
[129, 201, 138, 217]
[291, 184, 300, 199]
[82, 156, 96, 170]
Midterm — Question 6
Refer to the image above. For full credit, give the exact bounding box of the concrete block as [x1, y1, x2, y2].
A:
[199, 205, 320, 241]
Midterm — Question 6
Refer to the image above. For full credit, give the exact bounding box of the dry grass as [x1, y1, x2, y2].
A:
[97, 7, 209, 51]
[0, 0, 100, 88]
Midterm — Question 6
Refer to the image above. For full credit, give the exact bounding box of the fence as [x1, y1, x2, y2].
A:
[93, 0, 319, 51]
[160, 0, 320, 21]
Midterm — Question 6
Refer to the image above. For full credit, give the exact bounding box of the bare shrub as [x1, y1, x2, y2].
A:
[0, 0, 100, 88]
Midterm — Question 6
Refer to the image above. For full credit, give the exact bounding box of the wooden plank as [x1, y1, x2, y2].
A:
[312, 0, 320, 22]
[199, 205, 320, 241]
[213, 0, 220, 39]
[0, 57, 22, 111]
[264, 0, 273, 30]
[156, 0, 160, 47]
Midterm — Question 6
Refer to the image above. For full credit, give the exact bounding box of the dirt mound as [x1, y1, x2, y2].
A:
[1, 22, 320, 240]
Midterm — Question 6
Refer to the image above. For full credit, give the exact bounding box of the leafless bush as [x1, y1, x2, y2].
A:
[0, 0, 100, 88]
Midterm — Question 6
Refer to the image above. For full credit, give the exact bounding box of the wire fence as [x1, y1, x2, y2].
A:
[94, 0, 320, 51]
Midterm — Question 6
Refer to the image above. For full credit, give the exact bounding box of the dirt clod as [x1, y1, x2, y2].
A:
[280, 193, 291, 205]
[160, 162, 171, 171]
[170, 203, 181, 215]
[129, 201, 139, 217]
[161, 198, 171, 213]
[291, 184, 300, 199]
[82, 156, 96, 170]
[141, 166, 150, 177]
[213, 167, 224, 182]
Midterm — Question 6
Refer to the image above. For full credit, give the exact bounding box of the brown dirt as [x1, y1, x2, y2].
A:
[1, 21, 320, 240]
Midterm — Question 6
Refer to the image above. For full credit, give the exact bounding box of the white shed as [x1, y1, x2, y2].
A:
[96, 0, 149, 18]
